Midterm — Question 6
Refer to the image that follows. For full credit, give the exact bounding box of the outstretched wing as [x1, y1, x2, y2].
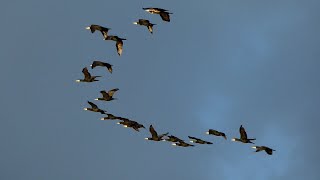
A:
[100, 90, 110, 99]
[116, 40, 123, 56]
[82, 67, 91, 79]
[188, 136, 201, 141]
[149, 125, 158, 139]
[88, 101, 98, 109]
[108, 88, 119, 97]
[91, 61, 104, 69]
[239, 125, 248, 140]
[160, 12, 170, 22]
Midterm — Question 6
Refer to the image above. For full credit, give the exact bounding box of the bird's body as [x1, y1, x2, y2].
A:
[101, 113, 119, 120]
[84, 101, 106, 114]
[232, 125, 256, 144]
[76, 67, 101, 82]
[90, 61, 113, 73]
[172, 140, 194, 147]
[85, 24, 110, 39]
[252, 146, 275, 155]
[95, 88, 119, 101]
[145, 125, 169, 141]
[143, 8, 172, 22]
[188, 136, 213, 144]
[206, 129, 227, 140]
[105, 35, 126, 56]
[133, 19, 156, 34]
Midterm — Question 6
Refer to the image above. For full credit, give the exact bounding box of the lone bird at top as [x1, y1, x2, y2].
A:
[95, 88, 119, 101]
[143, 7, 172, 22]
[90, 61, 113, 74]
[232, 125, 256, 144]
[206, 129, 227, 140]
[85, 24, 111, 39]
[145, 125, 169, 141]
[188, 136, 213, 145]
[76, 67, 101, 83]
[133, 19, 156, 34]
[105, 35, 126, 56]
[252, 146, 275, 155]
[84, 101, 106, 114]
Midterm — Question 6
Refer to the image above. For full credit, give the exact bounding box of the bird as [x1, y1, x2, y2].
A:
[145, 125, 169, 141]
[133, 19, 156, 34]
[117, 118, 145, 132]
[105, 35, 126, 56]
[90, 61, 113, 74]
[84, 101, 106, 114]
[162, 135, 184, 142]
[206, 129, 227, 140]
[76, 67, 101, 82]
[85, 24, 111, 39]
[143, 7, 172, 22]
[95, 88, 119, 101]
[188, 136, 213, 144]
[252, 146, 275, 155]
[232, 125, 256, 144]
[101, 113, 119, 120]
[172, 140, 194, 147]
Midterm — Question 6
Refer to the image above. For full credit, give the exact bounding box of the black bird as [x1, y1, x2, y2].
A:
[188, 136, 213, 144]
[101, 113, 119, 120]
[105, 35, 126, 56]
[76, 67, 101, 82]
[85, 24, 110, 39]
[84, 101, 106, 114]
[95, 88, 119, 101]
[252, 146, 276, 155]
[133, 19, 156, 34]
[162, 135, 183, 142]
[206, 129, 227, 140]
[117, 118, 145, 132]
[90, 61, 113, 74]
[143, 8, 172, 22]
[145, 125, 169, 141]
[172, 140, 194, 147]
[232, 125, 256, 144]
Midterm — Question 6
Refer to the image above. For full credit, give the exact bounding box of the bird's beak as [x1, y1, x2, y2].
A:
[144, 138, 149, 140]
[94, 98, 99, 100]
[75, 80, 80, 82]
[100, 118, 105, 120]
[252, 146, 257, 149]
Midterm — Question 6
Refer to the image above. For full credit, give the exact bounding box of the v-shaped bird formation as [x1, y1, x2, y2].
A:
[76, 5, 276, 156]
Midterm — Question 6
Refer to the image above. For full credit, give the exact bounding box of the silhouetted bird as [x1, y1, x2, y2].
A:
[95, 88, 119, 101]
[85, 24, 110, 39]
[84, 101, 106, 114]
[145, 125, 169, 141]
[133, 19, 156, 34]
[90, 61, 113, 74]
[101, 113, 119, 120]
[105, 35, 126, 56]
[172, 140, 194, 147]
[76, 67, 101, 82]
[143, 8, 172, 22]
[206, 129, 227, 140]
[232, 125, 256, 144]
[162, 135, 183, 142]
[188, 136, 213, 144]
[252, 146, 275, 155]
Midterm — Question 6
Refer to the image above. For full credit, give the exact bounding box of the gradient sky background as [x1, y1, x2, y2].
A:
[1, 0, 320, 179]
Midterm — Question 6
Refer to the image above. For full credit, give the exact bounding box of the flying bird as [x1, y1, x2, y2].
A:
[188, 136, 213, 144]
[101, 113, 119, 120]
[90, 61, 113, 74]
[145, 125, 169, 141]
[143, 7, 172, 22]
[232, 125, 256, 144]
[252, 146, 275, 155]
[133, 19, 156, 34]
[206, 129, 227, 140]
[85, 24, 111, 39]
[117, 118, 145, 132]
[95, 88, 119, 101]
[172, 140, 194, 147]
[105, 35, 126, 56]
[76, 67, 101, 82]
[162, 135, 183, 142]
[84, 101, 106, 114]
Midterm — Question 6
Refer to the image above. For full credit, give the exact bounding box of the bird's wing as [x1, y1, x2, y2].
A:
[88, 101, 98, 109]
[116, 40, 123, 56]
[149, 125, 158, 139]
[240, 125, 248, 139]
[108, 88, 119, 97]
[160, 12, 170, 22]
[100, 90, 110, 99]
[147, 25, 153, 34]
[82, 67, 91, 79]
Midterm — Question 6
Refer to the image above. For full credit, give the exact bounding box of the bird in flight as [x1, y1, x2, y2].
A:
[76, 67, 101, 82]
[133, 19, 156, 34]
[232, 125, 256, 144]
[85, 24, 111, 39]
[90, 61, 113, 74]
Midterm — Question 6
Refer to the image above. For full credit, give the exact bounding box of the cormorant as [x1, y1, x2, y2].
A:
[143, 8, 172, 22]
[105, 35, 126, 56]
[188, 136, 213, 144]
[76, 67, 101, 83]
[117, 118, 145, 132]
[90, 61, 113, 74]
[95, 88, 119, 101]
[232, 125, 256, 144]
[252, 146, 275, 155]
[162, 135, 183, 142]
[101, 113, 119, 120]
[172, 140, 194, 147]
[83, 101, 106, 114]
[145, 125, 169, 141]
[206, 129, 227, 140]
[85, 24, 111, 39]
[133, 19, 156, 34]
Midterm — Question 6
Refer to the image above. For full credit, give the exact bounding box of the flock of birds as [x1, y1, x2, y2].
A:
[76, 7, 276, 155]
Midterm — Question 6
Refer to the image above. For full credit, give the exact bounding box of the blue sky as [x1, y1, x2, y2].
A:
[1, 0, 320, 179]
